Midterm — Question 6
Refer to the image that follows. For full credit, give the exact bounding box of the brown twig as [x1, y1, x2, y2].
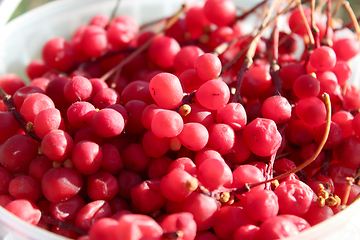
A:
[40, 214, 88, 236]
[310, 0, 320, 48]
[231, 93, 332, 195]
[110, 0, 121, 22]
[176, 91, 196, 112]
[342, 1, 360, 39]
[315, 0, 328, 13]
[332, 0, 343, 18]
[269, 2, 283, 94]
[0, 88, 42, 142]
[265, 153, 277, 190]
[221, 0, 297, 75]
[233, 0, 268, 23]
[322, 0, 333, 46]
[231, 0, 282, 103]
[336, 16, 360, 31]
[342, 177, 354, 208]
[100, 4, 186, 82]
[296, 0, 315, 48]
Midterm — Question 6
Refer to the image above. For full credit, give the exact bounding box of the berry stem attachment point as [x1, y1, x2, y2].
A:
[176, 91, 196, 111]
[342, 177, 355, 208]
[265, 153, 277, 190]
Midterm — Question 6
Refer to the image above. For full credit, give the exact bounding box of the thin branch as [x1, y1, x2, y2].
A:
[0, 88, 42, 142]
[110, 0, 121, 22]
[100, 4, 186, 82]
[322, 0, 333, 46]
[310, 0, 320, 48]
[233, 0, 268, 23]
[265, 153, 277, 190]
[342, 1, 360, 39]
[332, 0, 343, 18]
[221, 0, 297, 74]
[231, 93, 332, 195]
[297, 0, 315, 48]
[231, 0, 281, 103]
[40, 214, 88, 236]
[269, 1, 283, 94]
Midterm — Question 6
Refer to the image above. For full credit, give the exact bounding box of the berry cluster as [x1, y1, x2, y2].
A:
[1, 0, 360, 239]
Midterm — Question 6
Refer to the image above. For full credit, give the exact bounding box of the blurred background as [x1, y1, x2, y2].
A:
[6, 0, 360, 21]
[3, 0, 360, 31]
[8, 0, 360, 23]
[6, 0, 360, 28]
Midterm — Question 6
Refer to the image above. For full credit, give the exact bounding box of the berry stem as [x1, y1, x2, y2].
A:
[75, 46, 136, 73]
[265, 123, 287, 183]
[296, 0, 315, 48]
[231, 0, 281, 103]
[336, 16, 360, 31]
[269, 12, 282, 95]
[322, 0, 333, 46]
[221, 0, 297, 74]
[342, 177, 355, 208]
[176, 91, 196, 111]
[275, 151, 293, 159]
[310, 0, 320, 48]
[233, 0, 267, 23]
[231, 93, 332, 195]
[270, 62, 282, 95]
[268, 93, 331, 180]
[212, 42, 230, 57]
[100, 4, 186, 81]
[40, 214, 88, 236]
[231, 62, 247, 104]
[265, 153, 277, 189]
[354, 167, 360, 181]
[331, 0, 342, 18]
[109, 0, 121, 24]
[342, 1, 360, 39]
[0, 87, 42, 142]
[270, 8, 280, 63]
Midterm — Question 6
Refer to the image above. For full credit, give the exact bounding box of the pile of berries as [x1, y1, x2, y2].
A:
[1, 0, 360, 239]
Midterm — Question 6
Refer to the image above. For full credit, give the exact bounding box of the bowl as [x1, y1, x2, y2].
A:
[0, 0, 360, 239]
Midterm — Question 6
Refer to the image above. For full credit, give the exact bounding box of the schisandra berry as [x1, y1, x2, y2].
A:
[195, 79, 230, 110]
[194, 53, 222, 81]
[242, 118, 282, 157]
[203, 0, 237, 27]
[274, 179, 314, 216]
[308, 46, 337, 72]
[5, 199, 41, 225]
[149, 72, 184, 109]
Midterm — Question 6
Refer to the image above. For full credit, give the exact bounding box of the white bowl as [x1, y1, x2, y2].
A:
[0, 1, 360, 239]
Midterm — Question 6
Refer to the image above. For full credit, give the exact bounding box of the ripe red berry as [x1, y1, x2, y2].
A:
[242, 118, 282, 157]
